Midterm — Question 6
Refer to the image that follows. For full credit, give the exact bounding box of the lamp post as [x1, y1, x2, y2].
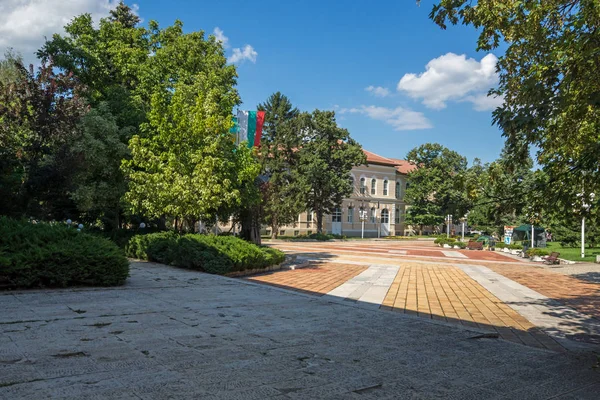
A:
[377, 202, 381, 239]
[359, 200, 366, 239]
[446, 214, 452, 238]
[578, 192, 595, 258]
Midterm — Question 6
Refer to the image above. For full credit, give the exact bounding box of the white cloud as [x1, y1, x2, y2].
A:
[0, 0, 138, 64]
[462, 93, 505, 111]
[340, 105, 432, 131]
[228, 44, 258, 64]
[365, 85, 391, 97]
[397, 53, 500, 111]
[213, 27, 229, 48]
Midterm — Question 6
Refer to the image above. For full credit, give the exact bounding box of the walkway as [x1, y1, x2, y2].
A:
[257, 240, 600, 352]
[2, 262, 599, 399]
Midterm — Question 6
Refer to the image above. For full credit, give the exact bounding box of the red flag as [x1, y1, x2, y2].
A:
[254, 111, 265, 147]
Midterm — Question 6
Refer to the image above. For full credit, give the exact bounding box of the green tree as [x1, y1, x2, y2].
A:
[0, 59, 88, 220]
[464, 149, 536, 236]
[404, 143, 468, 234]
[257, 92, 304, 238]
[297, 110, 366, 233]
[121, 22, 252, 228]
[430, 0, 600, 218]
[70, 103, 130, 230]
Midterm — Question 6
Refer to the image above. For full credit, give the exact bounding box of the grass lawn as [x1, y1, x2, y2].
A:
[546, 242, 600, 262]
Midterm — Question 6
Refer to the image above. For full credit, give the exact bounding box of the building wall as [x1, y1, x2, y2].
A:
[266, 163, 410, 237]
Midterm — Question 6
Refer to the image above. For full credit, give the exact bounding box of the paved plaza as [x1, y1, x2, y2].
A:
[257, 240, 600, 352]
[2, 257, 600, 399]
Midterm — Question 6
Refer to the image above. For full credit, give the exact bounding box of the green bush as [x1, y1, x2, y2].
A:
[495, 242, 506, 249]
[290, 233, 346, 241]
[508, 243, 523, 250]
[456, 241, 467, 249]
[526, 248, 549, 257]
[0, 217, 129, 288]
[126, 233, 285, 274]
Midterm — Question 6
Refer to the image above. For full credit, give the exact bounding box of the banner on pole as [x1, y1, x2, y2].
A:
[231, 110, 266, 147]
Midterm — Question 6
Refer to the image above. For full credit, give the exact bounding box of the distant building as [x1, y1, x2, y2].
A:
[264, 149, 415, 238]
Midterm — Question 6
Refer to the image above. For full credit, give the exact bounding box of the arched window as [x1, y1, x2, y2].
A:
[395, 207, 401, 224]
[371, 178, 377, 195]
[383, 180, 388, 196]
[370, 207, 377, 223]
[349, 177, 354, 190]
[395, 181, 401, 198]
[360, 178, 366, 194]
[381, 209, 389, 224]
[347, 206, 354, 223]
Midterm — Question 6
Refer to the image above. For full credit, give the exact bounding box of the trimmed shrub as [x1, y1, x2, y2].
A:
[526, 248, 549, 257]
[456, 241, 467, 249]
[508, 243, 523, 250]
[0, 217, 129, 288]
[291, 233, 346, 241]
[495, 242, 506, 249]
[126, 233, 285, 274]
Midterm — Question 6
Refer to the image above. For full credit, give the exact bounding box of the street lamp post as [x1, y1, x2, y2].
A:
[577, 192, 594, 259]
[359, 200, 366, 239]
[446, 214, 452, 238]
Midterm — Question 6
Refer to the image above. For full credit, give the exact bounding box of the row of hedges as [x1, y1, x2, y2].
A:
[0, 217, 129, 289]
[434, 237, 467, 248]
[126, 232, 285, 274]
[290, 233, 346, 241]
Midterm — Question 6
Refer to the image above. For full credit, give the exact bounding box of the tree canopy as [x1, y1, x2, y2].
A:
[430, 0, 600, 217]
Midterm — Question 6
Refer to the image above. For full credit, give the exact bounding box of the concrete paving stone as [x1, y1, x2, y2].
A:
[2, 261, 600, 399]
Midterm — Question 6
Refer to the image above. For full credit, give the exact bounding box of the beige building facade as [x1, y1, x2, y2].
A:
[265, 150, 415, 238]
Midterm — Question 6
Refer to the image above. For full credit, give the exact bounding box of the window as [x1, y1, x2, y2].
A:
[307, 211, 313, 222]
[383, 180, 388, 196]
[280, 230, 285, 236]
[395, 207, 401, 224]
[371, 179, 377, 195]
[360, 177, 366, 194]
[307, 230, 313, 235]
[395, 181, 401, 198]
[266, 230, 271, 236]
[347, 207, 354, 223]
[332, 207, 342, 222]
[370, 207, 377, 223]
[381, 209, 389, 224]
[294, 230, 300, 236]
[349, 177, 354, 189]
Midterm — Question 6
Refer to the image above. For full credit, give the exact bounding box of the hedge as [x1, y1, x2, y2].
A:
[289, 233, 346, 241]
[126, 232, 286, 274]
[526, 248, 549, 257]
[0, 217, 129, 288]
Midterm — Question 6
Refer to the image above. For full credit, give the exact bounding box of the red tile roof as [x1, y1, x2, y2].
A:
[362, 150, 415, 174]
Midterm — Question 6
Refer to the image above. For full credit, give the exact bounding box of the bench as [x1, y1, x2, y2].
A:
[543, 252, 560, 265]
[467, 240, 483, 250]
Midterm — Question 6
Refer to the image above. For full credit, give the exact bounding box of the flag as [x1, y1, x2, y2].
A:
[233, 110, 266, 147]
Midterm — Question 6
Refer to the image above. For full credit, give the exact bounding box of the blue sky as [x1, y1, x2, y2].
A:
[2, 0, 506, 164]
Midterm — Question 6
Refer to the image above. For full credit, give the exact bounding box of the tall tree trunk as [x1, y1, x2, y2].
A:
[158, 215, 167, 231]
[271, 215, 278, 239]
[316, 210, 323, 234]
[240, 206, 261, 245]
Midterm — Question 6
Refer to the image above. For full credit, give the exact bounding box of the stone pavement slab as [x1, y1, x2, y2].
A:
[1, 261, 599, 399]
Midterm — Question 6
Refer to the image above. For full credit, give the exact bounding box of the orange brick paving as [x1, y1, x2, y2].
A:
[246, 263, 367, 296]
[245, 259, 565, 351]
[484, 263, 600, 321]
[380, 263, 565, 352]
